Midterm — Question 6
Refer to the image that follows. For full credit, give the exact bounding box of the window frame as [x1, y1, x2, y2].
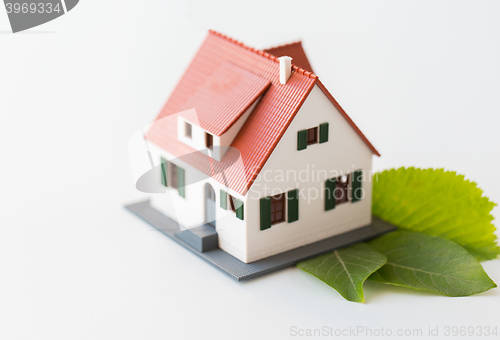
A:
[169, 163, 179, 189]
[270, 193, 286, 225]
[335, 174, 350, 205]
[229, 194, 236, 213]
[205, 132, 213, 150]
[307, 126, 318, 145]
[185, 122, 192, 139]
[226, 193, 244, 220]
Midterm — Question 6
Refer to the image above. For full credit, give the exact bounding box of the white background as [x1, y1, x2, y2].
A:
[1, 1, 499, 339]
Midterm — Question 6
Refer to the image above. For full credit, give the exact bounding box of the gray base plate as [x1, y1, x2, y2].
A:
[124, 200, 396, 281]
[176, 225, 219, 252]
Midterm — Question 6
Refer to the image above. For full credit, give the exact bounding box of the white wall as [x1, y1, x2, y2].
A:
[177, 116, 221, 160]
[244, 85, 374, 263]
[147, 142, 249, 262]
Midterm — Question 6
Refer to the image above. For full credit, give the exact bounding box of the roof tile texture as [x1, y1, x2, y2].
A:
[178, 62, 271, 136]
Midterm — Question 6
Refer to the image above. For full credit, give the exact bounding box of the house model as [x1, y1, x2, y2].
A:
[139, 30, 383, 267]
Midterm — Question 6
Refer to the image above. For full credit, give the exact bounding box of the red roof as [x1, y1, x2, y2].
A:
[265, 41, 314, 73]
[178, 62, 271, 136]
[146, 30, 379, 195]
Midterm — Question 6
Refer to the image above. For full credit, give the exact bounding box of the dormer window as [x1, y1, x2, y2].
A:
[205, 132, 213, 150]
[177, 117, 221, 159]
[185, 122, 192, 139]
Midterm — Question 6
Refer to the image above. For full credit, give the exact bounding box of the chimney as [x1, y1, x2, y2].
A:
[278, 56, 293, 84]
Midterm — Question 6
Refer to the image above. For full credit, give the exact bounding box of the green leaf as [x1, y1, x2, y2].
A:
[368, 231, 497, 296]
[298, 243, 387, 303]
[372, 167, 499, 261]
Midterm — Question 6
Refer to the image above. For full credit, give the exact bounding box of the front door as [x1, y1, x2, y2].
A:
[204, 183, 216, 227]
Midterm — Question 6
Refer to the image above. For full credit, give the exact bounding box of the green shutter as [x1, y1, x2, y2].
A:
[260, 196, 271, 230]
[235, 199, 244, 220]
[287, 189, 299, 223]
[351, 170, 363, 203]
[325, 177, 337, 211]
[319, 123, 329, 143]
[177, 166, 185, 198]
[160, 157, 167, 187]
[220, 190, 227, 209]
[297, 130, 307, 150]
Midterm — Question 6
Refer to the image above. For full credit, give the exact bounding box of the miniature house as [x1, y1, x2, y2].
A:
[145, 31, 380, 264]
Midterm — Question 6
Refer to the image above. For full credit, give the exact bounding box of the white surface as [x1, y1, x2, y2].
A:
[0, 1, 499, 339]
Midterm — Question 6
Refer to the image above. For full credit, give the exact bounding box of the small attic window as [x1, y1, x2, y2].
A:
[185, 122, 192, 139]
[205, 132, 213, 150]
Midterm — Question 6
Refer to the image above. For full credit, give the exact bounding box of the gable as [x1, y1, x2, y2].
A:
[250, 84, 375, 195]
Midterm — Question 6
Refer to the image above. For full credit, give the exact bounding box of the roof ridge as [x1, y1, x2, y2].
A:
[208, 30, 317, 80]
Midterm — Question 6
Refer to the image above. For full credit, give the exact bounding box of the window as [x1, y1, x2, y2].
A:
[229, 194, 236, 212]
[307, 127, 318, 145]
[169, 163, 178, 189]
[297, 123, 329, 150]
[185, 122, 192, 138]
[260, 189, 299, 230]
[270, 193, 286, 225]
[167, 162, 186, 198]
[336, 174, 350, 205]
[205, 132, 213, 150]
[220, 190, 244, 220]
[325, 172, 362, 211]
